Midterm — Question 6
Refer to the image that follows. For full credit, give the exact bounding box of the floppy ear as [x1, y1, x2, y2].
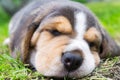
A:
[20, 22, 38, 63]
[10, 16, 39, 63]
[10, 12, 45, 63]
[10, 5, 54, 63]
[98, 25, 120, 58]
[14, 14, 46, 63]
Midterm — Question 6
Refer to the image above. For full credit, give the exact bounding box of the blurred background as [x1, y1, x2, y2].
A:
[0, 0, 120, 44]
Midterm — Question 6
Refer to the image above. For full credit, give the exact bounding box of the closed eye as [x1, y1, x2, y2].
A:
[89, 42, 100, 52]
[50, 30, 62, 36]
[89, 42, 95, 47]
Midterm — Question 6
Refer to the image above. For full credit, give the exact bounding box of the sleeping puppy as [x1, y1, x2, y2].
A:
[5, 0, 120, 78]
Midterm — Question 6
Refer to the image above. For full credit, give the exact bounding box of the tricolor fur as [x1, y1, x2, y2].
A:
[6, 0, 120, 78]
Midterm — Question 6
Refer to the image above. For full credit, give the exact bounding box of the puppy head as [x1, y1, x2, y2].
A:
[30, 12, 102, 78]
[10, 1, 120, 78]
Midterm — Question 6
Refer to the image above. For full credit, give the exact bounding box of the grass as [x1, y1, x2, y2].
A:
[0, 1, 120, 80]
[0, 6, 10, 44]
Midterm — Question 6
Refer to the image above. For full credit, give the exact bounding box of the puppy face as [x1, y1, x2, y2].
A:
[9, 0, 120, 78]
[30, 13, 102, 78]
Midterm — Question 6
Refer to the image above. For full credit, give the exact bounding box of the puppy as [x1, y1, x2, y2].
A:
[6, 0, 120, 78]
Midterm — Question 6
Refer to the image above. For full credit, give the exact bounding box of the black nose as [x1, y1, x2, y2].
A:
[62, 52, 83, 72]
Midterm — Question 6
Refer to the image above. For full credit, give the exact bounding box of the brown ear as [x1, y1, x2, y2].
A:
[99, 25, 120, 58]
[21, 22, 38, 63]
[18, 13, 45, 63]
[10, 14, 41, 63]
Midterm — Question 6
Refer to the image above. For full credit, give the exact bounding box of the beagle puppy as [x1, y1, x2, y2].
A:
[6, 0, 120, 78]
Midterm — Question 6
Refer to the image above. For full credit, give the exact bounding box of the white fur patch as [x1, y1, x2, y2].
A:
[3, 38, 10, 46]
[64, 12, 96, 77]
[75, 12, 87, 39]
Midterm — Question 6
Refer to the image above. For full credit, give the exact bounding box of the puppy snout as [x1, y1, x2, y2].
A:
[62, 52, 83, 72]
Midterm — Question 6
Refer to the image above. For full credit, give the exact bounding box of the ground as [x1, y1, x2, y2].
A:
[0, 1, 120, 80]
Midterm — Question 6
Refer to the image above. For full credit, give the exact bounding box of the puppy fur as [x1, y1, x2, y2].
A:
[6, 0, 120, 78]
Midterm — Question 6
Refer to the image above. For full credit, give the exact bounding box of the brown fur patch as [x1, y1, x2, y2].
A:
[84, 27, 102, 52]
[84, 27, 102, 43]
[31, 32, 40, 46]
[35, 31, 70, 73]
[40, 16, 72, 34]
